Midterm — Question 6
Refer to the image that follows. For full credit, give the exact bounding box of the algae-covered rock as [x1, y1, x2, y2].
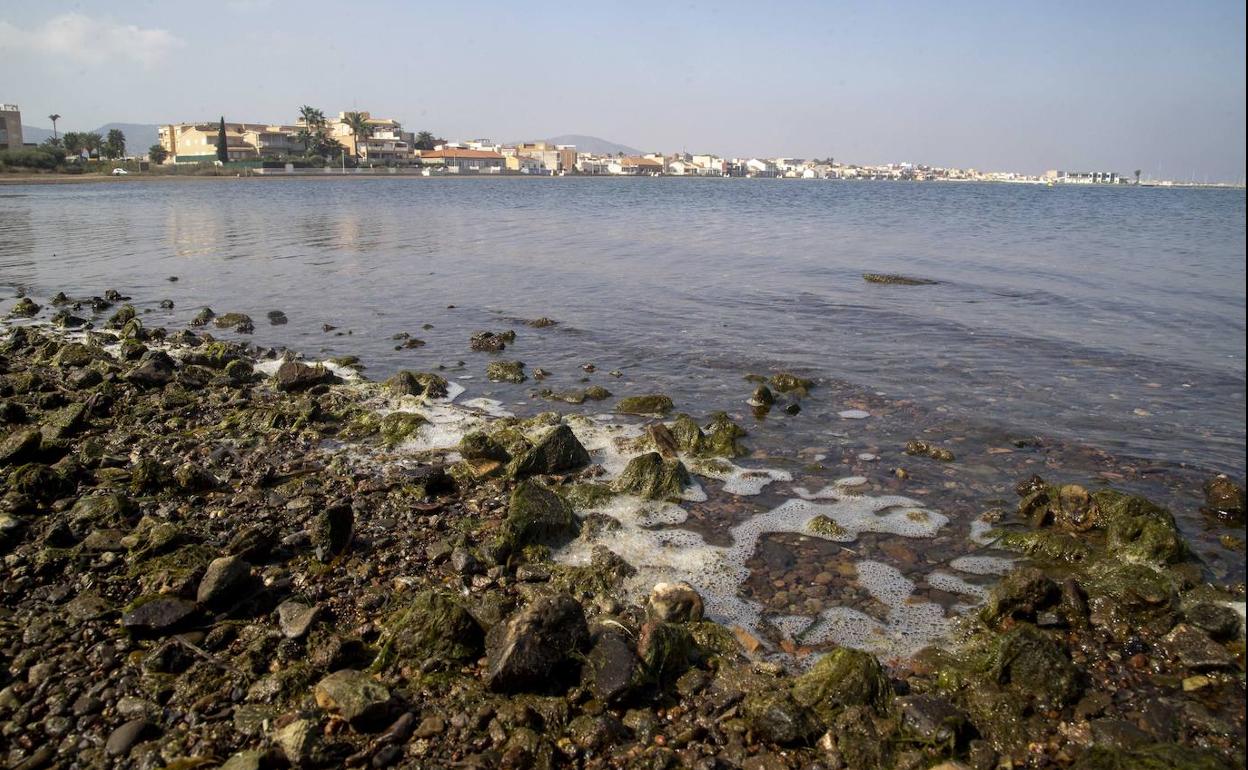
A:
[904, 439, 955, 462]
[616, 394, 674, 415]
[486, 360, 526, 383]
[459, 430, 511, 462]
[104, 304, 136, 329]
[1094, 490, 1186, 565]
[52, 342, 96, 367]
[742, 689, 816, 745]
[213, 312, 254, 332]
[636, 620, 696, 688]
[313, 669, 391, 731]
[470, 330, 513, 352]
[0, 428, 42, 467]
[792, 647, 892, 725]
[863, 273, 937, 286]
[383, 370, 448, 399]
[647, 581, 704, 622]
[8, 297, 40, 318]
[989, 625, 1081, 707]
[996, 528, 1091, 563]
[509, 424, 590, 478]
[485, 593, 589, 692]
[981, 567, 1059, 624]
[504, 480, 579, 551]
[378, 411, 427, 447]
[1202, 473, 1244, 522]
[665, 412, 748, 458]
[768, 372, 813, 396]
[807, 515, 848, 539]
[612, 452, 690, 499]
[382, 590, 484, 666]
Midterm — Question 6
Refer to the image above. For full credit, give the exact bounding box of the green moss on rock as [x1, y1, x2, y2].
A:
[612, 452, 690, 500]
[616, 394, 674, 415]
[791, 647, 892, 726]
[379, 411, 427, 447]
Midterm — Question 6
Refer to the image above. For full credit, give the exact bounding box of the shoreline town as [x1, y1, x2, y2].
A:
[3, 103, 1240, 187]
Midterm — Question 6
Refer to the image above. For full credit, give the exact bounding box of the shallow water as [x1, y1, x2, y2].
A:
[2, 177, 1244, 608]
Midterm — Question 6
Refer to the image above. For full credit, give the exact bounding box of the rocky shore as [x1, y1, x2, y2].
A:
[1, 293, 1244, 770]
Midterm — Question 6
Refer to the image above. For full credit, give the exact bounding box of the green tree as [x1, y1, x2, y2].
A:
[82, 132, 102, 158]
[216, 117, 229, 163]
[297, 105, 326, 154]
[341, 112, 373, 161]
[149, 144, 169, 164]
[414, 131, 437, 151]
[104, 129, 126, 159]
[62, 132, 85, 156]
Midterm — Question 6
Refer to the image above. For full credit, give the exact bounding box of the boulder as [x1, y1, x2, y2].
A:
[792, 647, 892, 725]
[647, 581, 704, 622]
[504, 480, 579, 550]
[196, 555, 252, 608]
[509, 424, 590, 478]
[383, 370, 448, 399]
[124, 350, 176, 387]
[981, 567, 1060, 623]
[0, 428, 42, 467]
[990, 625, 1082, 707]
[485, 593, 589, 692]
[616, 394, 674, 415]
[613, 452, 690, 499]
[383, 590, 484, 665]
[486, 360, 526, 383]
[1202, 474, 1244, 522]
[314, 669, 391, 731]
[274, 360, 335, 392]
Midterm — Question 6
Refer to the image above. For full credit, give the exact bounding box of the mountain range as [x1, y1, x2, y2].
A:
[518, 135, 640, 156]
[22, 123, 161, 153]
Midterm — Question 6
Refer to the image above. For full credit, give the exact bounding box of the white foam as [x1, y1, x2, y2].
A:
[838, 409, 871, 419]
[949, 555, 1015, 576]
[793, 485, 840, 500]
[771, 614, 816, 640]
[688, 458, 792, 496]
[857, 453, 880, 461]
[836, 476, 869, 488]
[927, 570, 989, 599]
[460, 397, 512, 417]
[969, 519, 999, 546]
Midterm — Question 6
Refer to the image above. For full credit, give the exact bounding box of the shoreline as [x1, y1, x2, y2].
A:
[2, 172, 1243, 190]
[0, 291, 1243, 769]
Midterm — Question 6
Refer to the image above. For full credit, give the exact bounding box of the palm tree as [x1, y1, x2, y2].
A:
[297, 105, 326, 155]
[62, 132, 85, 156]
[48, 114, 61, 140]
[1134, 169, 1142, 186]
[341, 111, 373, 162]
[415, 131, 436, 151]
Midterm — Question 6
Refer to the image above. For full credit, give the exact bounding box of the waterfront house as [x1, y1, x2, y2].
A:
[608, 156, 664, 175]
[419, 148, 505, 173]
[158, 122, 296, 163]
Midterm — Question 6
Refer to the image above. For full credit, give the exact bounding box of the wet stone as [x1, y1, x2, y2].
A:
[1182, 602, 1242, 641]
[314, 669, 392, 731]
[1162, 624, 1237, 671]
[897, 694, 966, 743]
[648, 581, 705, 623]
[197, 555, 252, 608]
[106, 718, 155, 756]
[274, 360, 336, 392]
[312, 502, 354, 561]
[485, 593, 589, 693]
[121, 596, 198, 636]
[585, 631, 638, 704]
[278, 600, 321, 639]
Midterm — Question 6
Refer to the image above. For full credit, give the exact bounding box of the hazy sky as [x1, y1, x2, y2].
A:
[2, 0, 1244, 180]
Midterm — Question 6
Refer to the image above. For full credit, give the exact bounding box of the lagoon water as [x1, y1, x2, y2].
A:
[1, 178, 1245, 592]
[3, 179, 1243, 465]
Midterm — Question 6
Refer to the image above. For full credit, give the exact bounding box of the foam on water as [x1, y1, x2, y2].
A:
[251, 358, 362, 381]
[688, 458, 792, 496]
[927, 570, 990, 599]
[968, 519, 999, 546]
[838, 409, 871, 419]
[949, 554, 1016, 575]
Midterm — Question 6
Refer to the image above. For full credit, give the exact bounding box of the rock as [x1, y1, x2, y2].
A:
[981, 567, 1060, 623]
[274, 718, 319, 767]
[274, 360, 336, 392]
[0, 428, 41, 466]
[767, 372, 813, 396]
[122, 595, 198, 635]
[990, 625, 1082, 706]
[470, 330, 513, 352]
[862, 273, 938, 285]
[311, 502, 353, 561]
[213, 312, 254, 332]
[196, 555, 252, 608]
[528, 317, 557, 328]
[267, 310, 288, 325]
[509, 424, 590, 477]
[896, 694, 966, 743]
[1202, 474, 1244, 522]
[1161, 624, 1237, 671]
[742, 689, 815, 745]
[615, 394, 674, 415]
[459, 431, 511, 462]
[278, 600, 321, 639]
[792, 647, 892, 725]
[612, 452, 691, 499]
[503, 480, 579, 551]
[124, 350, 176, 387]
[637, 620, 696, 686]
[648, 581, 705, 622]
[1182, 602, 1242, 641]
[585, 631, 639, 704]
[52, 342, 95, 367]
[485, 593, 589, 692]
[749, 384, 775, 406]
[173, 461, 218, 491]
[450, 546, 481, 575]
[314, 669, 392, 731]
[383, 590, 484, 665]
[106, 718, 154, 756]
[904, 439, 955, 462]
[1071, 744, 1228, 770]
[486, 360, 526, 383]
[379, 411, 427, 447]
[220, 751, 266, 770]
[383, 370, 449, 399]
[8, 297, 40, 317]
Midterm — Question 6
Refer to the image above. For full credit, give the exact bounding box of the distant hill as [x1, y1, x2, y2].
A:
[20, 122, 160, 154]
[520, 134, 641, 156]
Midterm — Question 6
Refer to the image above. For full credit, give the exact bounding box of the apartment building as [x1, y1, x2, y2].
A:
[0, 104, 23, 151]
[158, 122, 302, 163]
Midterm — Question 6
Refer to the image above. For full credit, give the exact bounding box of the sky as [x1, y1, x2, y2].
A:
[2, 0, 1245, 181]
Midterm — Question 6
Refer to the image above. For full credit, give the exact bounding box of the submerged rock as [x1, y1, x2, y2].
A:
[485, 593, 589, 692]
[904, 439, 956, 462]
[486, 360, 526, 383]
[1202, 473, 1244, 522]
[862, 273, 938, 286]
[613, 452, 691, 499]
[509, 424, 591, 477]
[616, 394, 674, 415]
[768, 372, 813, 396]
[470, 330, 514, 352]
